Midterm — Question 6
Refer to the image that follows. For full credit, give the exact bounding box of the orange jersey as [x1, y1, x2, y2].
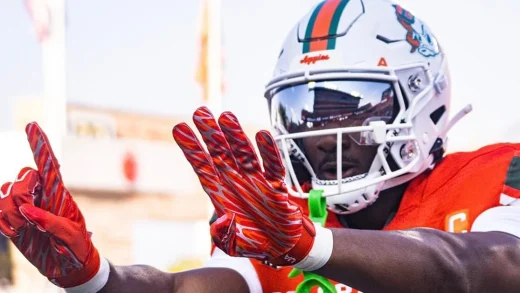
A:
[210, 143, 520, 293]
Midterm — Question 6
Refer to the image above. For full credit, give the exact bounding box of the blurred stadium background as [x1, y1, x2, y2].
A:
[0, 0, 519, 292]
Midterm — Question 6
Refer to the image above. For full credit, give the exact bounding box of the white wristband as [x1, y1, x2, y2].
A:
[293, 224, 333, 271]
[64, 257, 110, 293]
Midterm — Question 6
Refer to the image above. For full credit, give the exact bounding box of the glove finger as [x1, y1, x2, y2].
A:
[256, 131, 299, 216]
[256, 130, 286, 184]
[0, 211, 17, 238]
[1, 168, 43, 234]
[212, 164, 295, 237]
[0, 181, 27, 234]
[25, 122, 69, 215]
[0, 181, 13, 200]
[216, 131, 299, 218]
[19, 204, 82, 250]
[21, 204, 92, 266]
[210, 213, 238, 256]
[172, 122, 228, 217]
[191, 108, 280, 222]
[218, 112, 262, 176]
[12, 167, 41, 208]
[207, 112, 281, 216]
[192, 107, 240, 174]
[211, 213, 278, 259]
[3, 210, 28, 234]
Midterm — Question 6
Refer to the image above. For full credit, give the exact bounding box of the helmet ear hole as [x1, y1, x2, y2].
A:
[429, 105, 446, 125]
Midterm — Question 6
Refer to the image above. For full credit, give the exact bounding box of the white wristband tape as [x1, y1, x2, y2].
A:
[293, 224, 333, 271]
[65, 257, 110, 293]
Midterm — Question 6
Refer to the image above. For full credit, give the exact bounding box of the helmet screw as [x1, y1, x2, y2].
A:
[408, 75, 423, 92]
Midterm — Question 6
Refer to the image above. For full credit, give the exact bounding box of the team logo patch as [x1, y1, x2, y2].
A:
[393, 4, 440, 57]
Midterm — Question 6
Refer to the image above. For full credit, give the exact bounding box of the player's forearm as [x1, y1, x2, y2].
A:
[98, 263, 176, 293]
[315, 228, 520, 293]
[98, 263, 250, 293]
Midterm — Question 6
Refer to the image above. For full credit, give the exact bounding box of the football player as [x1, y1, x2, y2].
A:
[1, 0, 520, 292]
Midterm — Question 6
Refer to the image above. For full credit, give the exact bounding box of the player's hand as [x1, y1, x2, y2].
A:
[0, 123, 101, 288]
[172, 106, 317, 267]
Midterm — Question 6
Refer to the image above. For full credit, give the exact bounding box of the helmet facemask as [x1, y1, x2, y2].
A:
[266, 65, 448, 214]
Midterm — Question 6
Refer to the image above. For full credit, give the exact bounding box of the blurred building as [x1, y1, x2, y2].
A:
[0, 96, 264, 293]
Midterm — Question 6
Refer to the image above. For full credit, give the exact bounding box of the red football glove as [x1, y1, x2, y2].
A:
[0, 122, 102, 288]
[173, 106, 318, 266]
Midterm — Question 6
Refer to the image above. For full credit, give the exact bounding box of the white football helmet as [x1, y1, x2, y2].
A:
[264, 0, 472, 214]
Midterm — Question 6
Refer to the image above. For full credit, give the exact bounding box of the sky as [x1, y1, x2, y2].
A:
[0, 0, 317, 126]
[1, 0, 520, 152]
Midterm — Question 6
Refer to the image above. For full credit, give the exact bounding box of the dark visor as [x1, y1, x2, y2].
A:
[270, 80, 396, 144]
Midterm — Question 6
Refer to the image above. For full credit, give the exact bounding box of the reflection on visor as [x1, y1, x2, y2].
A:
[270, 80, 395, 145]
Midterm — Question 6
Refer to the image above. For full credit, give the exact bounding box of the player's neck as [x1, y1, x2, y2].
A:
[337, 183, 409, 230]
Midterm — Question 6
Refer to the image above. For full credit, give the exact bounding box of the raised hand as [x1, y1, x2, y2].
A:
[173, 107, 316, 266]
[0, 122, 102, 288]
